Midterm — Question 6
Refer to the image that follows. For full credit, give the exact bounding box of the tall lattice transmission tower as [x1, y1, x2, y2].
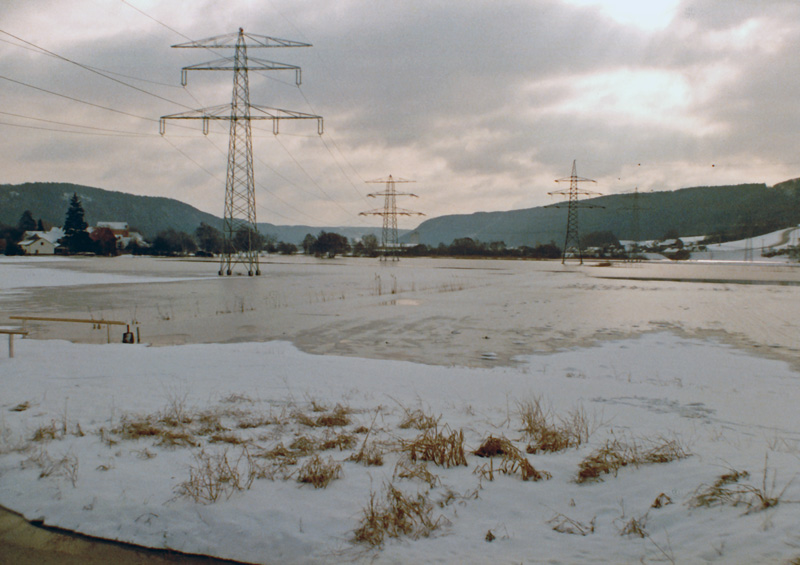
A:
[619, 187, 650, 258]
[160, 28, 323, 276]
[548, 160, 602, 264]
[359, 175, 424, 261]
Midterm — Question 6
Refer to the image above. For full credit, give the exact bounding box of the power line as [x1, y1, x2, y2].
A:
[0, 109, 156, 137]
[0, 29, 194, 111]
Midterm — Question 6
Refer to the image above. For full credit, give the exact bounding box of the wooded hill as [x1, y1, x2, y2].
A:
[407, 178, 800, 247]
[0, 182, 387, 243]
[2, 179, 799, 246]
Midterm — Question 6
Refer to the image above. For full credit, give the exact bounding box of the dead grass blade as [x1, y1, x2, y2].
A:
[402, 424, 466, 468]
[518, 397, 592, 454]
[547, 512, 595, 536]
[353, 483, 446, 547]
[297, 454, 342, 488]
[689, 455, 798, 514]
[474, 435, 551, 482]
[576, 435, 690, 483]
[394, 458, 440, 488]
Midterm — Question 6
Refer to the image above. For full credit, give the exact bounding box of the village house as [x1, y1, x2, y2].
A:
[19, 227, 65, 255]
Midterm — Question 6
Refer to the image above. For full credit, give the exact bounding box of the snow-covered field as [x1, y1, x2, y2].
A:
[1, 255, 800, 564]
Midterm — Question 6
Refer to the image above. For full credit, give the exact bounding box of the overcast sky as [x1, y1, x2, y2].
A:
[2, 0, 799, 229]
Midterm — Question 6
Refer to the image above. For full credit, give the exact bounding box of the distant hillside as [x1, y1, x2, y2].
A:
[407, 181, 800, 247]
[0, 182, 389, 243]
[0, 183, 221, 239]
[4, 180, 799, 247]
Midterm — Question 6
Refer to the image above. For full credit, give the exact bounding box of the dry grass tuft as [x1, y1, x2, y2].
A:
[297, 454, 342, 488]
[237, 414, 279, 429]
[175, 449, 251, 503]
[320, 432, 358, 451]
[209, 432, 247, 445]
[394, 458, 440, 488]
[403, 425, 467, 468]
[547, 513, 595, 536]
[619, 515, 648, 538]
[294, 404, 352, 428]
[353, 483, 445, 546]
[22, 447, 79, 487]
[315, 404, 352, 427]
[652, 492, 673, 509]
[474, 435, 516, 458]
[399, 408, 440, 430]
[260, 443, 298, 465]
[689, 456, 797, 514]
[519, 397, 591, 454]
[576, 435, 689, 483]
[289, 435, 319, 456]
[474, 435, 551, 482]
[349, 442, 385, 466]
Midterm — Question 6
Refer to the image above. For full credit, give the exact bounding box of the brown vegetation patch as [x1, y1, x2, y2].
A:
[297, 454, 342, 488]
[474, 435, 516, 458]
[399, 408, 440, 431]
[689, 457, 796, 513]
[403, 425, 466, 468]
[394, 459, 440, 488]
[353, 483, 446, 546]
[576, 436, 689, 483]
[519, 397, 591, 454]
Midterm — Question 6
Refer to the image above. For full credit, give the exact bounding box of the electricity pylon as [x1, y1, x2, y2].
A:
[359, 175, 424, 261]
[547, 160, 602, 264]
[160, 28, 323, 276]
[619, 187, 650, 258]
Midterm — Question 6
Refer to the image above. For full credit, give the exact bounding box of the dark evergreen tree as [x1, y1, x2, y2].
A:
[62, 193, 94, 253]
[36, 219, 45, 231]
[17, 210, 36, 232]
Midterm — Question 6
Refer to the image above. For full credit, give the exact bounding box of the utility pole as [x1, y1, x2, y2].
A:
[359, 175, 424, 261]
[160, 29, 323, 276]
[548, 160, 601, 264]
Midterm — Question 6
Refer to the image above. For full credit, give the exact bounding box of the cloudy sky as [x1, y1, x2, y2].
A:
[2, 0, 799, 229]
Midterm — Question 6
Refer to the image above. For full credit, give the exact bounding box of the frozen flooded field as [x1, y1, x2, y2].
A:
[2, 256, 800, 564]
[2, 255, 800, 368]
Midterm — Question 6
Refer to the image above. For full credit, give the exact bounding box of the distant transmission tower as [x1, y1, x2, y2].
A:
[359, 175, 424, 261]
[548, 160, 602, 264]
[619, 187, 650, 259]
[160, 28, 323, 276]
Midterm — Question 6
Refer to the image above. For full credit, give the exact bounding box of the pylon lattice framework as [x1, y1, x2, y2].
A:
[160, 28, 323, 276]
[548, 160, 602, 265]
[618, 187, 650, 259]
[359, 175, 424, 261]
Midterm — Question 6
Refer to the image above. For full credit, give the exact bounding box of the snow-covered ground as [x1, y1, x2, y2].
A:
[1, 256, 800, 564]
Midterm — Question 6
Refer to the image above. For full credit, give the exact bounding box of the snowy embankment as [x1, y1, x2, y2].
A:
[1, 334, 799, 564]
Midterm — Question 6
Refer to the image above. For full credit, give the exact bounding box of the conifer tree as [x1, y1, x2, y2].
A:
[62, 193, 94, 253]
[17, 210, 36, 232]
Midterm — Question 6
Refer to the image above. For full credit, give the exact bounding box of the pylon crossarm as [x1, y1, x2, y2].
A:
[365, 176, 415, 184]
[160, 106, 323, 135]
[181, 58, 302, 86]
[366, 192, 419, 198]
[173, 33, 311, 49]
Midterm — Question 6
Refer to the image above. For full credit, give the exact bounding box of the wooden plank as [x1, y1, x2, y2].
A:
[0, 329, 28, 335]
[9, 316, 127, 326]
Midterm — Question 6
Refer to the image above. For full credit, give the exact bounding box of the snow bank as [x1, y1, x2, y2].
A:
[1, 335, 799, 564]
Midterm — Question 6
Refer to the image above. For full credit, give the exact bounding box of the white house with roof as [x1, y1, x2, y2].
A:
[18, 227, 64, 255]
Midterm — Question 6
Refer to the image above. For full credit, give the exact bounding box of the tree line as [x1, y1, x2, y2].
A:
[1, 192, 565, 260]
